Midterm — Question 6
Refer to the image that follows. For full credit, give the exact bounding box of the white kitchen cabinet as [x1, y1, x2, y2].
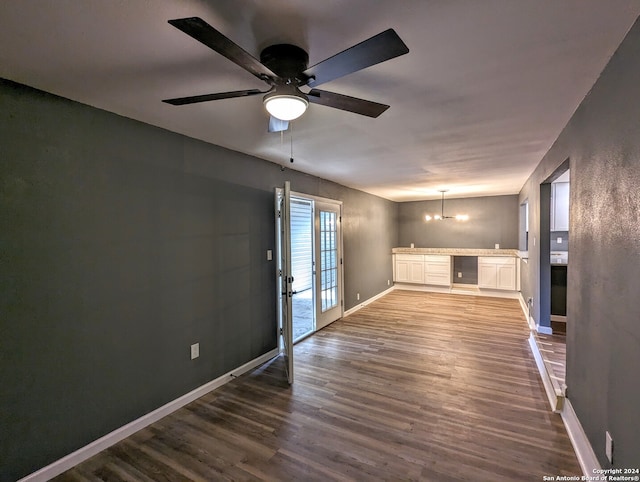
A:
[424, 255, 451, 286]
[551, 182, 570, 231]
[394, 254, 424, 284]
[478, 256, 516, 290]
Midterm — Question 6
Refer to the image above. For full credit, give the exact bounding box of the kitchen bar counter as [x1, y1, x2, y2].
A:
[392, 247, 519, 257]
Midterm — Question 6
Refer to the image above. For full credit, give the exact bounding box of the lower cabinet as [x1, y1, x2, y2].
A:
[478, 256, 516, 290]
[394, 253, 518, 292]
[394, 254, 424, 284]
[424, 255, 451, 286]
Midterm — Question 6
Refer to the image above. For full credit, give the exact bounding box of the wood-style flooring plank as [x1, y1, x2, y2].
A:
[54, 290, 580, 481]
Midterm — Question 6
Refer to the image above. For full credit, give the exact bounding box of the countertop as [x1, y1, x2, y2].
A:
[392, 247, 520, 257]
[551, 251, 568, 266]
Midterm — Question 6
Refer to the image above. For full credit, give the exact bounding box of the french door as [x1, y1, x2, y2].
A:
[275, 187, 343, 384]
[315, 200, 342, 330]
[275, 182, 293, 384]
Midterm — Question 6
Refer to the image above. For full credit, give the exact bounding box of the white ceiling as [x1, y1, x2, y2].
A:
[1, 1, 638, 201]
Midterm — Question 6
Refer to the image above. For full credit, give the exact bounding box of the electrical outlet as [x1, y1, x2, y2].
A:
[190, 343, 199, 360]
[457, 272, 462, 278]
[357, 293, 360, 301]
[494, 243, 500, 249]
[557, 237, 563, 244]
[605, 431, 613, 463]
[266, 249, 273, 261]
[387, 279, 390, 286]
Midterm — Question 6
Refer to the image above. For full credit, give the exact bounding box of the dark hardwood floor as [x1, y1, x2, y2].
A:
[55, 290, 580, 481]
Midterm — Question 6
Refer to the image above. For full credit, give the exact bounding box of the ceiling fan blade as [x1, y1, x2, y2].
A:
[307, 89, 389, 118]
[268, 116, 289, 132]
[168, 17, 276, 81]
[303, 29, 409, 87]
[163, 89, 266, 105]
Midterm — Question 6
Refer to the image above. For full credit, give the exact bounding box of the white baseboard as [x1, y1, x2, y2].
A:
[476, 288, 522, 300]
[19, 348, 280, 482]
[528, 333, 563, 413]
[518, 292, 529, 321]
[395, 283, 521, 300]
[536, 324, 553, 335]
[562, 399, 601, 476]
[393, 283, 450, 294]
[343, 286, 395, 317]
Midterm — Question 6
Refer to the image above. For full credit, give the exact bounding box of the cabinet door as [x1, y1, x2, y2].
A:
[478, 263, 497, 289]
[497, 264, 516, 290]
[409, 261, 425, 283]
[552, 182, 570, 231]
[395, 260, 410, 282]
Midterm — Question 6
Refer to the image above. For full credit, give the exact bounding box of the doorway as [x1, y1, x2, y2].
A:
[276, 188, 344, 353]
[537, 161, 569, 395]
[290, 198, 315, 341]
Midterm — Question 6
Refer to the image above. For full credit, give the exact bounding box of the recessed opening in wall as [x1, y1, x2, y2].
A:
[519, 200, 529, 258]
[453, 256, 478, 285]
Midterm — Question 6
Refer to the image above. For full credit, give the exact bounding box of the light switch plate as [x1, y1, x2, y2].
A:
[191, 343, 199, 360]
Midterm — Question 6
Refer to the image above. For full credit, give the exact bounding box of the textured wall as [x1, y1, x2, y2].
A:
[398, 195, 519, 249]
[518, 17, 640, 468]
[0, 79, 397, 480]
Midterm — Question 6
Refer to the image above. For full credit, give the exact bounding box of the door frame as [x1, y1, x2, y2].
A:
[538, 158, 570, 335]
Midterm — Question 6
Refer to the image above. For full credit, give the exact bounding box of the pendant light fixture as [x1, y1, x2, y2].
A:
[424, 190, 469, 222]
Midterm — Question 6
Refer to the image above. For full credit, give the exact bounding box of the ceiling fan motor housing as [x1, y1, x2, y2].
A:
[260, 44, 309, 83]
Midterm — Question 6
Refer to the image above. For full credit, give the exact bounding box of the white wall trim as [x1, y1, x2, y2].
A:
[562, 399, 601, 476]
[528, 333, 562, 413]
[536, 324, 553, 335]
[343, 286, 395, 317]
[395, 282, 521, 300]
[518, 292, 529, 321]
[393, 283, 450, 294]
[518, 293, 536, 330]
[476, 288, 522, 300]
[19, 348, 280, 482]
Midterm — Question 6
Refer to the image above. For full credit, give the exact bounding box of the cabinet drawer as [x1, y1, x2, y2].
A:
[424, 255, 450, 264]
[425, 273, 451, 286]
[425, 263, 450, 275]
[396, 254, 424, 262]
[478, 256, 515, 266]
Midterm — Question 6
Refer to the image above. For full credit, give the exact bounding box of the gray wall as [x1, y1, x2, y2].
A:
[398, 195, 519, 249]
[518, 17, 640, 468]
[0, 78, 397, 481]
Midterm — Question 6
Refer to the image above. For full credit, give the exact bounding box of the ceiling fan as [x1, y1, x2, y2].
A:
[162, 17, 409, 132]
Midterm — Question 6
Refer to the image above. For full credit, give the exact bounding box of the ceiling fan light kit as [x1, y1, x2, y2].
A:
[425, 190, 469, 222]
[263, 86, 309, 121]
[162, 17, 409, 130]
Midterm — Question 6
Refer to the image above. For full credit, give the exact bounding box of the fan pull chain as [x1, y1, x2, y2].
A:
[290, 122, 294, 163]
